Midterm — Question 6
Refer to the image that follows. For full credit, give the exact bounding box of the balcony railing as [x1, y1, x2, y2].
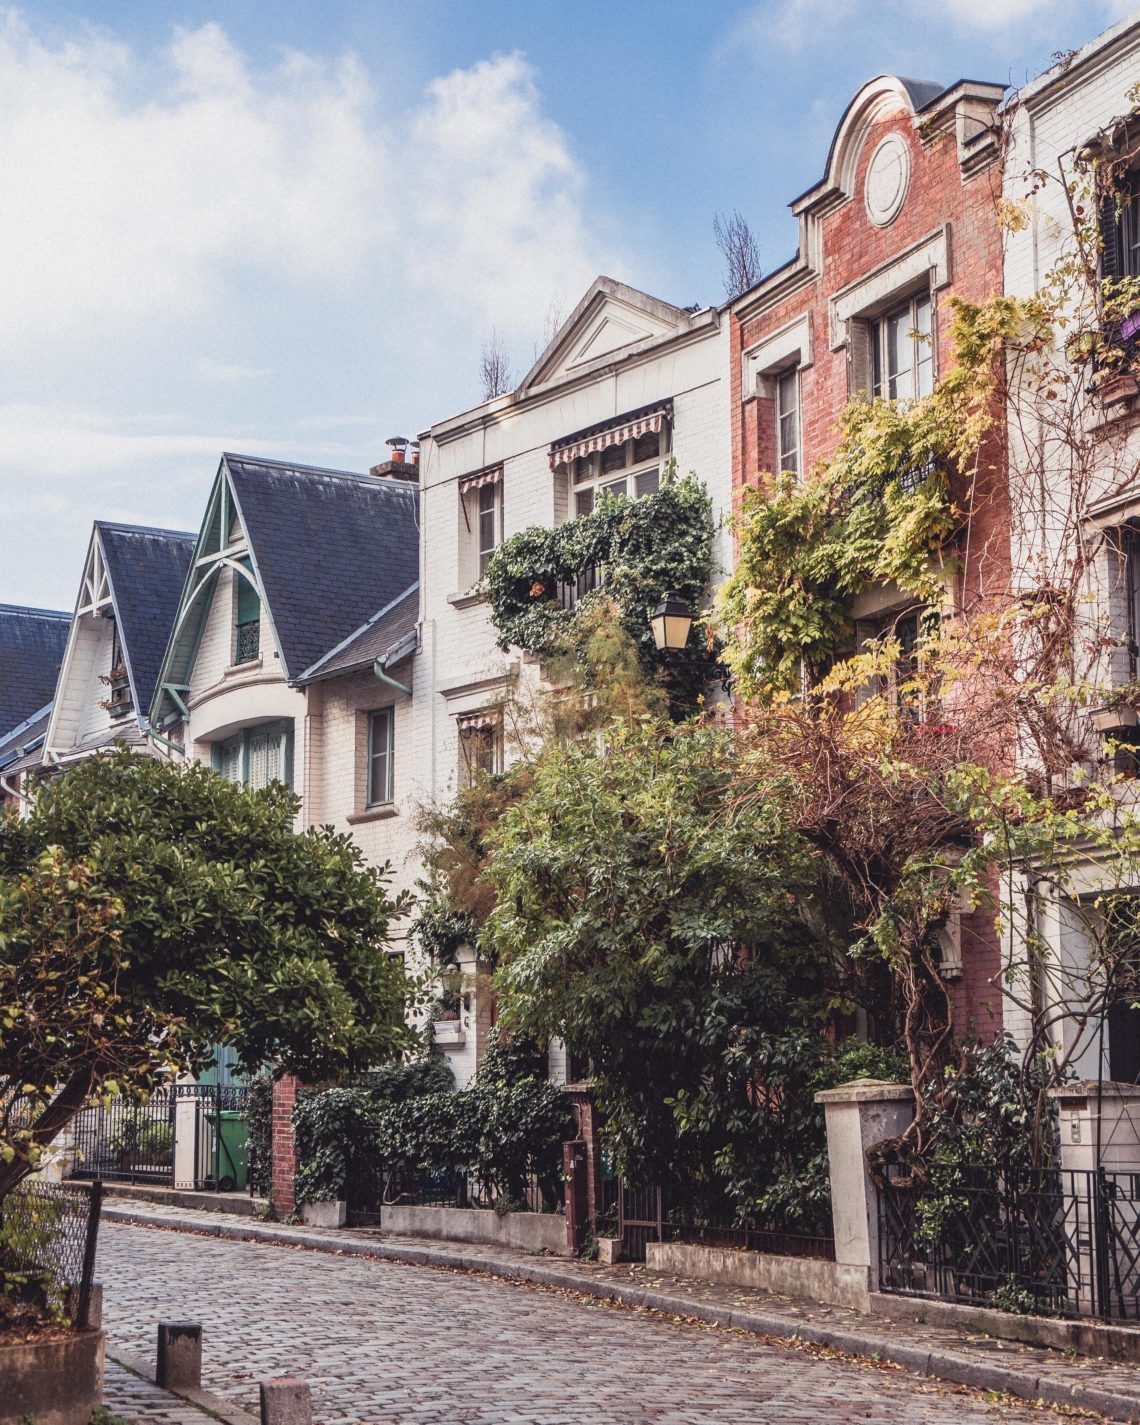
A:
[557, 564, 604, 611]
[235, 619, 260, 665]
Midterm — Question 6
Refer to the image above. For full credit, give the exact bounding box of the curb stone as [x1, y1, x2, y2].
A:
[101, 1205, 1140, 1423]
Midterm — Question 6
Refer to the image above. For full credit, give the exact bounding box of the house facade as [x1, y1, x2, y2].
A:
[415, 275, 733, 1085]
[38, 522, 196, 770]
[1000, 14, 1140, 1085]
[149, 452, 423, 940]
[727, 73, 1010, 1039]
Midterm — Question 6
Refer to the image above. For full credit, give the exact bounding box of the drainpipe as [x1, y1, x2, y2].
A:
[373, 660, 411, 697]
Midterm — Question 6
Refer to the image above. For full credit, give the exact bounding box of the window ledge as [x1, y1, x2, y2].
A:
[347, 805, 399, 825]
[447, 590, 487, 609]
[433, 1019, 466, 1046]
[223, 657, 263, 678]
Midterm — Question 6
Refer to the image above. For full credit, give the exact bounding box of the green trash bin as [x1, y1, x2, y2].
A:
[214, 1110, 249, 1192]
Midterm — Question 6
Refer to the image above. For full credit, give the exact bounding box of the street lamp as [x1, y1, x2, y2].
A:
[649, 592, 693, 653]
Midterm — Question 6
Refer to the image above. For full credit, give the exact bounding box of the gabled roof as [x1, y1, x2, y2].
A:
[152, 454, 420, 724]
[0, 604, 69, 736]
[224, 454, 419, 679]
[517, 276, 712, 397]
[97, 524, 196, 716]
[299, 583, 419, 684]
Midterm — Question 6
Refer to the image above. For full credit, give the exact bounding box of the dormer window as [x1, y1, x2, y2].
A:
[234, 561, 260, 665]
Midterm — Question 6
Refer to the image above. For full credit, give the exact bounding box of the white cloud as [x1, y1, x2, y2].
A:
[0, 15, 622, 605]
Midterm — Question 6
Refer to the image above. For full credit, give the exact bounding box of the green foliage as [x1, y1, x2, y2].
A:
[484, 470, 719, 710]
[293, 1031, 570, 1209]
[483, 714, 852, 1230]
[0, 751, 414, 1195]
[245, 1073, 274, 1200]
[911, 1037, 1056, 1248]
[0, 1188, 66, 1320]
[108, 1114, 172, 1158]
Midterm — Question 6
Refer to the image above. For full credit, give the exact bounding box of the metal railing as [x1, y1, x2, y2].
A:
[235, 619, 260, 664]
[877, 1163, 1140, 1322]
[557, 564, 604, 611]
[67, 1084, 249, 1192]
[0, 1180, 102, 1327]
[346, 1167, 563, 1228]
[615, 1178, 835, 1264]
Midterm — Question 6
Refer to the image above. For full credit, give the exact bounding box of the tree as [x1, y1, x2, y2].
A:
[0, 752, 413, 1198]
[713, 209, 762, 299]
[483, 715, 851, 1225]
[480, 330, 514, 400]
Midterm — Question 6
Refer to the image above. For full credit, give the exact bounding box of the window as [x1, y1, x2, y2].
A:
[1103, 172, 1140, 282]
[856, 607, 937, 722]
[234, 562, 261, 665]
[776, 369, 800, 475]
[214, 721, 293, 791]
[458, 712, 502, 789]
[572, 426, 670, 517]
[459, 471, 502, 588]
[367, 707, 395, 807]
[106, 619, 132, 720]
[872, 293, 933, 401]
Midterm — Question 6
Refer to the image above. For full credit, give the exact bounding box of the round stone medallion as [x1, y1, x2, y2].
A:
[864, 133, 910, 228]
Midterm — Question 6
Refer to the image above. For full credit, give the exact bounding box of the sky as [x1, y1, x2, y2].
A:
[2, 0, 1136, 608]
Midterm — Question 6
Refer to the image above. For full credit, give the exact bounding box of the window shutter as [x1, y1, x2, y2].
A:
[846, 318, 872, 399]
[1100, 193, 1124, 283]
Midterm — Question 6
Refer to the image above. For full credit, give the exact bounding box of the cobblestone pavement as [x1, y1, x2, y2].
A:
[98, 1221, 1111, 1425]
[103, 1361, 220, 1424]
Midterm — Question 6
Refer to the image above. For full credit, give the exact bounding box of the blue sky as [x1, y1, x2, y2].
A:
[3, 0, 1135, 608]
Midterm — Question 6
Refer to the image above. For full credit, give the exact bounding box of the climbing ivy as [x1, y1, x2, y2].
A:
[483, 468, 719, 710]
[716, 297, 1020, 697]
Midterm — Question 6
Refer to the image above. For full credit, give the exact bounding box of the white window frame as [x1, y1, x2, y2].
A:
[871, 292, 934, 402]
[214, 720, 293, 791]
[476, 482, 500, 578]
[571, 426, 671, 518]
[776, 368, 801, 476]
[366, 706, 395, 808]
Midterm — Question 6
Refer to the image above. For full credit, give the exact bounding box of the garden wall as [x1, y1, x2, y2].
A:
[381, 1204, 568, 1255]
[646, 1242, 870, 1312]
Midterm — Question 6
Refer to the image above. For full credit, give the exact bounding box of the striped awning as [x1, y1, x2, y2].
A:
[456, 709, 500, 733]
[549, 402, 672, 472]
[458, 465, 503, 494]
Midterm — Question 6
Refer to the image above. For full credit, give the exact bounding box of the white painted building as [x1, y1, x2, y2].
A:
[1001, 13, 1140, 1084]
[414, 276, 733, 1085]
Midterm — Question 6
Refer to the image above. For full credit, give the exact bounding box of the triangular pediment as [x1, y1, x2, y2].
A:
[520, 277, 693, 393]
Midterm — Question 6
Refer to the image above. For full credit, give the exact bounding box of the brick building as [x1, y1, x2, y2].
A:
[727, 73, 1009, 1038]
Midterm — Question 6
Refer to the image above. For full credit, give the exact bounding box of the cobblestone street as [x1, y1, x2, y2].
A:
[98, 1221, 1103, 1425]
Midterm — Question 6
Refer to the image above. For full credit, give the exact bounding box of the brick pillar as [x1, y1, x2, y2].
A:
[271, 1075, 299, 1217]
[563, 1086, 601, 1229]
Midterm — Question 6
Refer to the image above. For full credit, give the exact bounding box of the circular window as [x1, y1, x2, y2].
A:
[864, 133, 911, 228]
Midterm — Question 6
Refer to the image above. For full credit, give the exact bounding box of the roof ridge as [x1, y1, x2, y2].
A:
[222, 451, 418, 494]
[0, 603, 70, 619]
[96, 521, 197, 540]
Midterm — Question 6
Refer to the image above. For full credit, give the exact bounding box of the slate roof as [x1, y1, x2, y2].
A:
[0, 605, 70, 737]
[0, 704, 51, 773]
[224, 454, 420, 681]
[299, 583, 419, 683]
[98, 523, 196, 716]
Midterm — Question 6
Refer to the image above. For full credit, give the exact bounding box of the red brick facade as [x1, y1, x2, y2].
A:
[729, 77, 1010, 1039]
[270, 1074, 299, 1217]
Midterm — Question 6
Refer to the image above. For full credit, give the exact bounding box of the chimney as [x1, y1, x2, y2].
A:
[369, 435, 419, 483]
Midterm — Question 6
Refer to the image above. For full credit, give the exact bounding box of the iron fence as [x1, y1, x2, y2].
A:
[877, 1163, 1140, 1322]
[0, 1180, 102, 1327]
[615, 1178, 835, 1264]
[346, 1167, 563, 1228]
[68, 1084, 249, 1191]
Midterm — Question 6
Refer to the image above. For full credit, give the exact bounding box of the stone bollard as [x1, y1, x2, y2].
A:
[156, 1321, 202, 1390]
[260, 1378, 312, 1425]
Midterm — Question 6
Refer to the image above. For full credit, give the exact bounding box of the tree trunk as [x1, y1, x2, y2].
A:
[0, 1066, 96, 1201]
